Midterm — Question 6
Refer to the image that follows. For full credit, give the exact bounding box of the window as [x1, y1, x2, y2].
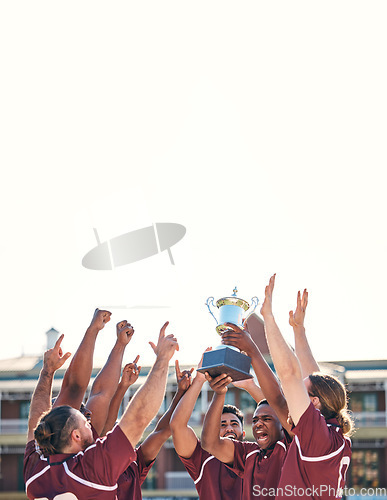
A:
[350, 450, 381, 489]
[350, 393, 378, 413]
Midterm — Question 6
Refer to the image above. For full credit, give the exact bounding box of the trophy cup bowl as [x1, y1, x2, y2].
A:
[197, 288, 259, 381]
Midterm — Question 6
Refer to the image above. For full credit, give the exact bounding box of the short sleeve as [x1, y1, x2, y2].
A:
[179, 439, 208, 480]
[23, 440, 43, 483]
[79, 425, 137, 485]
[293, 402, 339, 457]
[135, 445, 155, 485]
[232, 440, 260, 475]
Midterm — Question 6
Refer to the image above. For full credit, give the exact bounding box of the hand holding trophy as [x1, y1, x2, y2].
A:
[197, 287, 258, 381]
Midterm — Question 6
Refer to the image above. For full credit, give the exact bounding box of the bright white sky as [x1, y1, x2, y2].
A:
[1, 1, 386, 369]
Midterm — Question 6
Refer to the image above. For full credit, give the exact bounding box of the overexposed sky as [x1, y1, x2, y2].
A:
[0, 1, 386, 369]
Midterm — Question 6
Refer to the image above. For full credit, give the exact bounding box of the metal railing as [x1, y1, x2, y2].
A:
[0, 419, 28, 434]
[352, 411, 387, 427]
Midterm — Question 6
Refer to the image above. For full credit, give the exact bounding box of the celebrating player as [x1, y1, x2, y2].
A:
[107, 359, 194, 500]
[260, 275, 353, 500]
[201, 371, 290, 500]
[170, 349, 250, 500]
[24, 321, 179, 499]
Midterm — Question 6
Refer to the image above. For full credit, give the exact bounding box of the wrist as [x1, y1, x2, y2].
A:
[114, 341, 127, 351]
[41, 367, 55, 378]
[86, 325, 100, 336]
[118, 381, 131, 391]
[193, 373, 206, 385]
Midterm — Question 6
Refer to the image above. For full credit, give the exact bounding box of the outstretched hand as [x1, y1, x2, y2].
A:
[149, 321, 179, 361]
[260, 274, 276, 318]
[289, 289, 308, 329]
[175, 360, 194, 392]
[205, 372, 232, 395]
[221, 323, 256, 355]
[43, 334, 71, 375]
[90, 308, 112, 331]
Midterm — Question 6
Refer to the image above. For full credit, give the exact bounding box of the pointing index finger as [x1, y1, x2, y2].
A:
[54, 334, 65, 350]
[159, 321, 169, 339]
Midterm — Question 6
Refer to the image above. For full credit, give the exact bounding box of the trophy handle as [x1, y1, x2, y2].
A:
[244, 296, 259, 321]
[205, 297, 218, 324]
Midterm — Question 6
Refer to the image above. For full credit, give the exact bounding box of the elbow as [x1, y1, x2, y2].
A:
[276, 358, 302, 384]
[170, 409, 184, 433]
[169, 414, 179, 434]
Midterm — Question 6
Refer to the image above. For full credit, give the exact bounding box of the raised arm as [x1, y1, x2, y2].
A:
[53, 309, 111, 410]
[118, 322, 179, 446]
[201, 373, 235, 465]
[289, 289, 319, 378]
[27, 335, 71, 442]
[85, 320, 134, 435]
[261, 275, 310, 425]
[101, 356, 141, 436]
[221, 323, 291, 433]
[140, 360, 194, 465]
[232, 377, 264, 404]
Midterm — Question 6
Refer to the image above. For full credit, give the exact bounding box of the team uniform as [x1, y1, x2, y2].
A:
[179, 438, 243, 500]
[276, 402, 352, 500]
[117, 445, 155, 500]
[232, 434, 290, 500]
[24, 425, 136, 500]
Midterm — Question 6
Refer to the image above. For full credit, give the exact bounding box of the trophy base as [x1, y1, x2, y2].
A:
[197, 346, 252, 381]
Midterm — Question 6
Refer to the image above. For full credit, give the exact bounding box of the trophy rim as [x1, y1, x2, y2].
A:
[215, 297, 250, 311]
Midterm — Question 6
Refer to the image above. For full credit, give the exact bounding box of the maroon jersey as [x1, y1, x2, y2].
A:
[117, 445, 155, 500]
[233, 435, 289, 500]
[179, 439, 243, 500]
[276, 402, 352, 500]
[24, 425, 136, 500]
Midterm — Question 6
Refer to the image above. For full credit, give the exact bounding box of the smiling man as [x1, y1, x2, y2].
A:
[201, 374, 290, 500]
[170, 352, 253, 500]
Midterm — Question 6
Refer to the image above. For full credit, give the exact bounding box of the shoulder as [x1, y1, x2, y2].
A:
[24, 441, 48, 481]
[234, 440, 260, 457]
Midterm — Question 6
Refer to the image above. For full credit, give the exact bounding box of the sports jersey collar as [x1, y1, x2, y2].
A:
[47, 453, 75, 466]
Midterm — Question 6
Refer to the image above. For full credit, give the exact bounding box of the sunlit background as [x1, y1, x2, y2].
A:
[1, 1, 386, 369]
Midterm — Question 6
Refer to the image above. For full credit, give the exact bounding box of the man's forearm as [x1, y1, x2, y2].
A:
[101, 381, 128, 435]
[201, 392, 225, 448]
[54, 326, 99, 408]
[249, 347, 285, 406]
[28, 369, 54, 440]
[293, 325, 319, 378]
[201, 392, 234, 464]
[140, 387, 187, 465]
[154, 388, 185, 433]
[119, 356, 170, 445]
[89, 342, 126, 398]
[263, 315, 302, 381]
[170, 376, 205, 427]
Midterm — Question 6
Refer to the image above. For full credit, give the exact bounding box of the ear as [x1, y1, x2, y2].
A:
[71, 428, 82, 444]
[311, 396, 321, 410]
[242, 430, 246, 439]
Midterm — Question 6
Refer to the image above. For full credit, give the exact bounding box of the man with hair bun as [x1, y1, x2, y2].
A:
[24, 321, 179, 500]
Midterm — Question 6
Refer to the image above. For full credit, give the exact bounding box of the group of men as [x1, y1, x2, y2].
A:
[24, 275, 354, 499]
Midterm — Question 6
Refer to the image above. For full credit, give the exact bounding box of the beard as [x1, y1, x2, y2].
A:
[82, 436, 95, 450]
